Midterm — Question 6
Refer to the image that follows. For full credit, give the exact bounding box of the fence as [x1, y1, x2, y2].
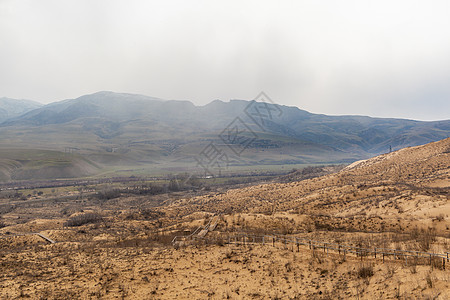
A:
[171, 215, 220, 244]
[0, 232, 55, 244]
[225, 234, 450, 270]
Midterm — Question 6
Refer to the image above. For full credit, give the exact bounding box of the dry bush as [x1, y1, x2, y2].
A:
[310, 248, 323, 264]
[357, 264, 374, 278]
[0, 205, 14, 214]
[96, 189, 121, 200]
[386, 263, 399, 278]
[64, 212, 103, 227]
[435, 214, 445, 222]
[409, 263, 417, 274]
[417, 228, 437, 251]
[224, 250, 236, 260]
[426, 272, 433, 288]
[430, 256, 445, 270]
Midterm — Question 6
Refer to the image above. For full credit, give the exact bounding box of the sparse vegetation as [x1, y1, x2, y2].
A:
[0, 138, 449, 298]
[357, 264, 374, 278]
[64, 212, 103, 227]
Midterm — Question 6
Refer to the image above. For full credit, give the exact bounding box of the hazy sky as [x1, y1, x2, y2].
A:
[1, 0, 450, 120]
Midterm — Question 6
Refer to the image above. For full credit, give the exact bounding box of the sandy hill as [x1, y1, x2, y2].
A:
[1, 139, 449, 299]
[168, 138, 450, 234]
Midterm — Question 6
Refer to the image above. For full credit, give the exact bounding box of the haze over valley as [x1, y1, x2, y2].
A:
[0, 91, 448, 181]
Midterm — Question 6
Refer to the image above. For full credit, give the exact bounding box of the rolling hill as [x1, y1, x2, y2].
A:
[0, 149, 99, 181]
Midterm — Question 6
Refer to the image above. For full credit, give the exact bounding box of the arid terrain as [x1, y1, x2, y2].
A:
[0, 138, 449, 299]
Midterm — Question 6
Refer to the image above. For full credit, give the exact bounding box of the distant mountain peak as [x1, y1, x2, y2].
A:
[83, 91, 165, 101]
[1, 91, 449, 160]
[0, 97, 43, 123]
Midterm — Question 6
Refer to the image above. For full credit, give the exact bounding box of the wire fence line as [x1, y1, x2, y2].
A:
[170, 216, 449, 270]
[0, 232, 55, 244]
[171, 215, 220, 244]
[224, 233, 449, 270]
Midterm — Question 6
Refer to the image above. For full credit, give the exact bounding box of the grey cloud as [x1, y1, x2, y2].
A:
[0, 0, 449, 121]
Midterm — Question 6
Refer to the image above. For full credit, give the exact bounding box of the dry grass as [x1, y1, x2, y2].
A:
[0, 138, 449, 299]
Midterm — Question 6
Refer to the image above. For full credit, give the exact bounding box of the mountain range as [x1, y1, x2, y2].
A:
[0, 97, 42, 124]
[0, 91, 449, 180]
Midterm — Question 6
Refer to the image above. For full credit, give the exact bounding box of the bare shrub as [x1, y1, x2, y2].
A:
[386, 263, 398, 278]
[0, 204, 14, 214]
[285, 262, 293, 272]
[409, 227, 437, 251]
[418, 228, 437, 251]
[426, 273, 433, 288]
[357, 264, 374, 278]
[435, 214, 445, 222]
[409, 263, 417, 274]
[96, 189, 121, 200]
[224, 250, 236, 260]
[310, 248, 323, 264]
[64, 212, 102, 227]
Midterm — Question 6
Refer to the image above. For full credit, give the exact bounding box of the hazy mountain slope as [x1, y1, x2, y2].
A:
[6, 91, 447, 153]
[0, 91, 448, 179]
[0, 98, 42, 123]
[0, 149, 99, 181]
[3, 91, 166, 125]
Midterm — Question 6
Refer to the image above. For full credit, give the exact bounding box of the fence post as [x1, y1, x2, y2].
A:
[338, 245, 341, 255]
[309, 241, 312, 250]
[405, 255, 407, 267]
[383, 253, 385, 263]
[374, 248, 376, 259]
[429, 254, 432, 267]
[273, 237, 275, 247]
[296, 238, 299, 252]
[443, 258, 445, 270]
[262, 236, 265, 245]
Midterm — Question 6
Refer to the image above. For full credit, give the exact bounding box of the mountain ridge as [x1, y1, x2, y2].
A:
[0, 91, 448, 179]
[0, 97, 43, 123]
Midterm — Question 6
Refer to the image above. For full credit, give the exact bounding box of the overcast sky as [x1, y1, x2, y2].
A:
[1, 0, 450, 120]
